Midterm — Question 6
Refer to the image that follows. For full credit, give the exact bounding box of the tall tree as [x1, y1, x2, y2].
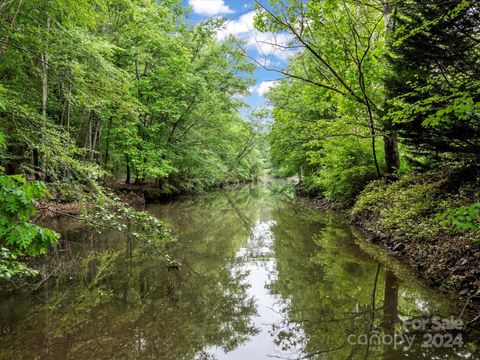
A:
[387, 0, 480, 168]
[253, 0, 401, 175]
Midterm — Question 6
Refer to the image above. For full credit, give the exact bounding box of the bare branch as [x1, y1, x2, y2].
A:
[231, 36, 349, 96]
[255, 0, 365, 104]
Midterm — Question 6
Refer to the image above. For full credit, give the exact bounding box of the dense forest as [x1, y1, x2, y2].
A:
[0, 0, 479, 299]
[0, 0, 266, 277]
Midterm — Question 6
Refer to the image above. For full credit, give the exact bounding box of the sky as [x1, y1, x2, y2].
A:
[181, 0, 295, 118]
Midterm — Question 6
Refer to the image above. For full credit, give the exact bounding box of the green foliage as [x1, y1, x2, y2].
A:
[352, 175, 458, 241]
[267, 64, 385, 204]
[0, 85, 5, 112]
[387, 0, 480, 164]
[0, 247, 38, 280]
[306, 137, 384, 204]
[0, 174, 59, 279]
[0, 0, 265, 280]
[262, 0, 479, 242]
[0, 174, 59, 256]
[260, 0, 403, 204]
[0, 0, 261, 189]
[439, 203, 480, 232]
[0, 130, 5, 151]
[84, 191, 175, 262]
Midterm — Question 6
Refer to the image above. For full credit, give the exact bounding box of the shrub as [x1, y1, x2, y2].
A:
[0, 173, 59, 279]
[439, 202, 480, 232]
[305, 136, 383, 205]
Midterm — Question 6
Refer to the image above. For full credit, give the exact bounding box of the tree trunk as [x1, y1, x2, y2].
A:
[32, 148, 39, 178]
[84, 110, 92, 159]
[383, 134, 400, 175]
[66, 96, 70, 131]
[382, 270, 399, 334]
[40, 30, 49, 118]
[95, 124, 102, 164]
[36, 15, 50, 180]
[383, 0, 400, 176]
[125, 154, 131, 185]
[382, 1, 401, 176]
[90, 117, 101, 161]
[103, 117, 112, 172]
[76, 108, 86, 142]
[6, 142, 19, 175]
[0, 0, 23, 59]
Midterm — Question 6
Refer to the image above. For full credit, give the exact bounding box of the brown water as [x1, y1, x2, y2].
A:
[0, 181, 479, 359]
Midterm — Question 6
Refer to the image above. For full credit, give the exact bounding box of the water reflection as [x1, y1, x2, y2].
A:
[265, 202, 479, 359]
[0, 181, 479, 359]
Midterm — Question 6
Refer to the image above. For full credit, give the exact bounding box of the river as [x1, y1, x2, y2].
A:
[0, 181, 479, 359]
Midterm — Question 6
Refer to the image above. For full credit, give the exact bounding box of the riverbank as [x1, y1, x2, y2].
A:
[33, 173, 480, 314]
[35, 191, 145, 218]
[307, 172, 480, 314]
[35, 178, 260, 218]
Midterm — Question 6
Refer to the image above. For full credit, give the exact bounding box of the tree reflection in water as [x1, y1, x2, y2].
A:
[268, 206, 479, 359]
[0, 188, 261, 359]
[0, 182, 479, 359]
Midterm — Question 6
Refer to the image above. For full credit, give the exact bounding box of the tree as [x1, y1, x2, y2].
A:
[253, 0, 401, 176]
[387, 0, 480, 168]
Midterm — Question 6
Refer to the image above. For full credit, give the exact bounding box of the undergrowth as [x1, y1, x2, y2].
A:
[352, 173, 480, 243]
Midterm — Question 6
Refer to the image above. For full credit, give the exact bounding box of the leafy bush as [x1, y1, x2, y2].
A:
[0, 174, 59, 256]
[439, 202, 480, 232]
[305, 137, 383, 205]
[0, 247, 38, 280]
[0, 173, 59, 279]
[50, 181, 86, 203]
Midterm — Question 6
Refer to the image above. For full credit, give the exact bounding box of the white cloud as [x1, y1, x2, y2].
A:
[189, 0, 234, 16]
[255, 81, 278, 96]
[216, 11, 298, 61]
[216, 11, 256, 40]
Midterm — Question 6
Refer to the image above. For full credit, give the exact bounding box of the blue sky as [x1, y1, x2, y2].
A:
[181, 0, 294, 117]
